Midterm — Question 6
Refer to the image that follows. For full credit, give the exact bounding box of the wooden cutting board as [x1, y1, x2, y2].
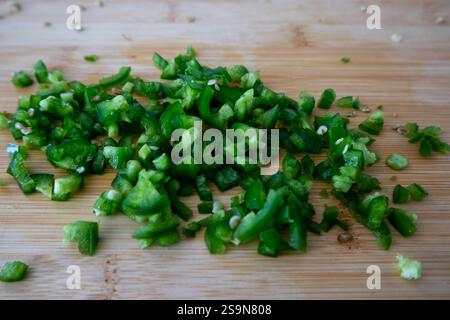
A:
[1, 0, 450, 299]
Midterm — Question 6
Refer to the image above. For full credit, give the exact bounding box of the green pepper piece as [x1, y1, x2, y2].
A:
[259, 105, 280, 129]
[306, 219, 322, 235]
[63, 221, 99, 256]
[111, 174, 133, 194]
[393, 185, 410, 204]
[320, 205, 343, 232]
[0, 112, 9, 129]
[33, 60, 48, 83]
[133, 214, 180, 239]
[288, 128, 323, 154]
[46, 139, 97, 172]
[39, 96, 74, 118]
[285, 176, 313, 201]
[373, 221, 392, 250]
[317, 88, 336, 109]
[122, 170, 169, 217]
[234, 189, 284, 244]
[197, 201, 213, 214]
[234, 89, 254, 121]
[343, 149, 364, 169]
[228, 65, 249, 82]
[244, 178, 266, 211]
[258, 229, 290, 257]
[134, 79, 163, 98]
[103, 146, 133, 170]
[356, 173, 380, 193]
[7, 152, 36, 194]
[31, 173, 54, 199]
[298, 91, 315, 115]
[171, 199, 193, 221]
[386, 154, 408, 170]
[288, 201, 308, 252]
[93, 190, 123, 216]
[214, 85, 245, 105]
[195, 174, 213, 201]
[205, 220, 232, 254]
[182, 222, 202, 238]
[214, 166, 240, 191]
[152, 52, 169, 70]
[332, 166, 359, 193]
[96, 95, 129, 137]
[338, 96, 360, 109]
[297, 155, 313, 178]
[6, 143, 28, 158]
[91, 150, 106, 174]
[396, 254, 422, 280]
[52, 174, 83, 201]
[119, 160, 142, 184]
[152, 153, 170, 171]
[154, 230, 180, 246]
[178, 183, 195, 196]
[0, 261, 28, 282]
[23, 132, 46, 149]
[407, 183, 428, 201]
[367, 195, 389, 230]
[84, 55, 98, 62]
[99, 66, 131, 88]
[388, 208, 417, 237]
[358, 111, 384, 135]
[282, 153, 301, 179]
[12, 71, 34, 88]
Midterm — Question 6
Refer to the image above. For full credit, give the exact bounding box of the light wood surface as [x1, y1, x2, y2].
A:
[1, 0, 450, 299]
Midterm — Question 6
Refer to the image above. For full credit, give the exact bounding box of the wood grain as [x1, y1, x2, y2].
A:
[1, 0, 450, 299]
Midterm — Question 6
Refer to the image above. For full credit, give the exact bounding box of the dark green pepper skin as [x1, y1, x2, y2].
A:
[133, 214, 180, 240]
[214, 167, 240, 191]
[0, 261, 29, 282]
[367, 195, 389, 230]
[12, 71, 34, 88]
[393, 185, 410, 204]
[31, 173, 54, 199]
[195, 174, 213, 201]
[33, 60, 48, 83]
[7, 152, 36, 194]
[358, 111, 384, 135]
[388, 208, 416, 237]
[234, 189, 284, 244]
[258, 229, 290, 257]
[244, 178, 266, 210]
[317, 88, 336, 109]
[99, 66, 131, 88]
[46, 139, 98, 172]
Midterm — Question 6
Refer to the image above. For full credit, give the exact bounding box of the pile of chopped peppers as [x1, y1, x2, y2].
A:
[1, 47, 449, 258]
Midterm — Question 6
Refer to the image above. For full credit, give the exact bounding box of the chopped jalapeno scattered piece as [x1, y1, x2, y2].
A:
[386, 153, 408, 170]
[317, 88, 336, 109]
[84, 55, 98, 62]
[12, 71, 34, 88]
[63, 221, 99, 256]
[397, 254, 422, 280]
[0, 261, 28, 282]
